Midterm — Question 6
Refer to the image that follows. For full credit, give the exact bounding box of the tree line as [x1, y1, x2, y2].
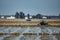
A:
[15, 11, 42, 19]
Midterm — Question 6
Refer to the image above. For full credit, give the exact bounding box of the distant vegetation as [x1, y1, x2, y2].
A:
[15, 11, 42, 19]
[15, 12, 25, 19]
[0, 11, 60, 19]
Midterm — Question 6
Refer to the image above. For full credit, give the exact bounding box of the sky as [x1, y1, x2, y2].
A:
[0, 0, 60, 16]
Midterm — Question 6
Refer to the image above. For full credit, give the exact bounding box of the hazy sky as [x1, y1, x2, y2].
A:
[0, 0, 60, 16]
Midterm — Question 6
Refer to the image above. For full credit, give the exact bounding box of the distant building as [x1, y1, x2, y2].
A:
[42, 16, 47, 19]
[25, 15, 32, 19]
[30, 16, 32, 19]
[6, 16, 15, 19]
[25, 16, 28, 19]
[1, 16, 4, 19]
[0, 15, 15, 19]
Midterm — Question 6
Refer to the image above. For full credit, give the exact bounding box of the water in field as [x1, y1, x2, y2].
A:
[0, 26, 60, 40]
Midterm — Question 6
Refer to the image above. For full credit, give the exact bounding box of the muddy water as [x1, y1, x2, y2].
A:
[0, 26, 60, 40]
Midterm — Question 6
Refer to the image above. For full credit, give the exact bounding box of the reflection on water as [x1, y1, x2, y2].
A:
[0, 26, 60, 40]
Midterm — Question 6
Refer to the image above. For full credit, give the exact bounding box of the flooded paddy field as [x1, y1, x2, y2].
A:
[0, 26, 60, 40]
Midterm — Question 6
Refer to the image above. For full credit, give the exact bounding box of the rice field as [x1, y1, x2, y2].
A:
[0, 19, 60, 27]
[0, 19, 60, 40]
[0, 26, 60, 40]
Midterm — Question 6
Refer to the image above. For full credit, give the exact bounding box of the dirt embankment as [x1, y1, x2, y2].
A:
[0, 19, 60, 27]
[44, 19, 60, 27]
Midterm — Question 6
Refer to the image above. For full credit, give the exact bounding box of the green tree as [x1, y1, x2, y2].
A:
[20, 12, 25, 19]
[27, 14, 30, 19]
[32, 15, 36, 19]
[36, 14, 42, 19]
[15, 12, 19, 18]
